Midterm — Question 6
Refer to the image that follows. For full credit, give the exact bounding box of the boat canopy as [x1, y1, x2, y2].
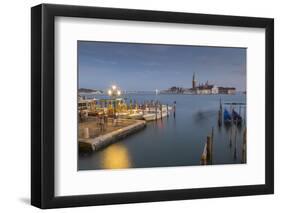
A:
[224, 109, 232, 121]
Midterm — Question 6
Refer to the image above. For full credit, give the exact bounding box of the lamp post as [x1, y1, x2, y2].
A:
[107, 85, 121, 123]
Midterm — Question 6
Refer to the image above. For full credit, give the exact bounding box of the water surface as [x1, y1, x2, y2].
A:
[78, 93, 246, 170]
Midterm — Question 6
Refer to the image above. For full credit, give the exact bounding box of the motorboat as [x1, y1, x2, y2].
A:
[128, 112, 143, 120]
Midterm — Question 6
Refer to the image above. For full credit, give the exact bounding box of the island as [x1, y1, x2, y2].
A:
[161, 73, 236, 95]
[78, 88, 103, 94]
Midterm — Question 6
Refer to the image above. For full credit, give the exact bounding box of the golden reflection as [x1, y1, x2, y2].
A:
[101, 143, 131, 169]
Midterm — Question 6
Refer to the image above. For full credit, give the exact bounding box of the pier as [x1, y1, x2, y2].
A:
[79, 118, 146, 151]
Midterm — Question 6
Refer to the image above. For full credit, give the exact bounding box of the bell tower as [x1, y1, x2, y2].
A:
[192, 72, 196, 89]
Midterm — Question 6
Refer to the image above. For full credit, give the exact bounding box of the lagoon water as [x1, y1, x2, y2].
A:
[78, 93, 246, 170]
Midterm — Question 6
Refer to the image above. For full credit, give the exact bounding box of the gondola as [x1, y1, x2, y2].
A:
[224, 109, 232, 124]
[232, 109, 242, 125]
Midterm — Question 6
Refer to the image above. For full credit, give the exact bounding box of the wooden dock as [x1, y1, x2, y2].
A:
[79, 119, 146, 151]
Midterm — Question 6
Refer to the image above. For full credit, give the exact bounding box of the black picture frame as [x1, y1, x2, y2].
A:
[31, 3, 274, 209]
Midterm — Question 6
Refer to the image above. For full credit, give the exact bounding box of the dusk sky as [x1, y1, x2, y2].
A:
[78, 41, 246, 91]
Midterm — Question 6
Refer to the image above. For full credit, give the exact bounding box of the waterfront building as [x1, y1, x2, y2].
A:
[194, 84, 218, 95]
[162, 86, 184, 94]
[218, 87, 236, 94]
[190, 74, 217, 94]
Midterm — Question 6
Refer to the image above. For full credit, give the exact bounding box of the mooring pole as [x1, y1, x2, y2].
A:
[234, 121, 237, 160]
[244, 106, 246, 125]
[129, 98, 132, 114]
[160, 103, 163, 119]
[173, 101, 176, 118]
[211, 127, 214, 164]
[200, 143, 207, 165]
[211, 127, 214, 143]
[206, 135, 212, 163]
[239, 105, 241, 115]
[218, 97, 222, 127]
[218, 111, 222, 127]
[155, 103, 158, 120]
[229, 125, 233, 148]
[242, 128, 247, 163]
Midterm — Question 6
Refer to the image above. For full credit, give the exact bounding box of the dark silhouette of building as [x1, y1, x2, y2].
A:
[162, 72, 235, 95]
[218, 87, 236, 94]
[192, 72, 196, 89]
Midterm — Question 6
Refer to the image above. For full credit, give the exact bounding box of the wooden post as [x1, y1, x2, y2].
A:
[244, 106, 246, 125]
[173, 101, 176, 118]
[242, 128, 247, 163]
[206, 135, 212, 162]
[229, 106, 233, 148]
[129, 99, 132, 114]
[239, 105, 241, 115]
[160, 103, 163, 119]
[234, 121, 237, 160]
[211, 128, 214, 163]
[218, 110, 222, 127]
[200, 143, 208, 165]
[218, 97, 222, 127]
[229, 124, 232, 148]
[166, 104, 169, 118]
[155, 103, 158, 120]
[133, 99, 136, 109]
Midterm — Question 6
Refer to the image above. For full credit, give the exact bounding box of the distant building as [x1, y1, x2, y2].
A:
[218, 87, 236, 94]
[190, 74, 218, 94]
[191, 73, 234, 95]
[161, 72, 236, 95]
[192, 72, 196, 89]
[162, 86, 184, 94]
[194, 84, 218, 95]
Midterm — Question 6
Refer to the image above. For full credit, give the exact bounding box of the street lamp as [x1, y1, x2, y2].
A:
[107, 85, 122, 123]
[107, 85, 121, 98]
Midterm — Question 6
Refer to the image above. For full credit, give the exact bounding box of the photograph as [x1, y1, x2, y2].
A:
[29, 3, 274, 209]
[77, 41, 247, 170]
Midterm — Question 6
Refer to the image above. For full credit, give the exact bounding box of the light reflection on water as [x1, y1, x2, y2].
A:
[100, 143, 131, 169]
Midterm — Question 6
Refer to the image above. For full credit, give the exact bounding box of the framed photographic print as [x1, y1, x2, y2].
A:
[31, 4, 274, 209]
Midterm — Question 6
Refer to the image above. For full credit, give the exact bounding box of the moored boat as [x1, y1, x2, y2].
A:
[232, 110, 242, 124]
[224, 109, 232, 124]
[142, 110, 168, 121]
[128, 112, 143, 120]
[143, 113, 157, 121]
[116, 112, 129, 118]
